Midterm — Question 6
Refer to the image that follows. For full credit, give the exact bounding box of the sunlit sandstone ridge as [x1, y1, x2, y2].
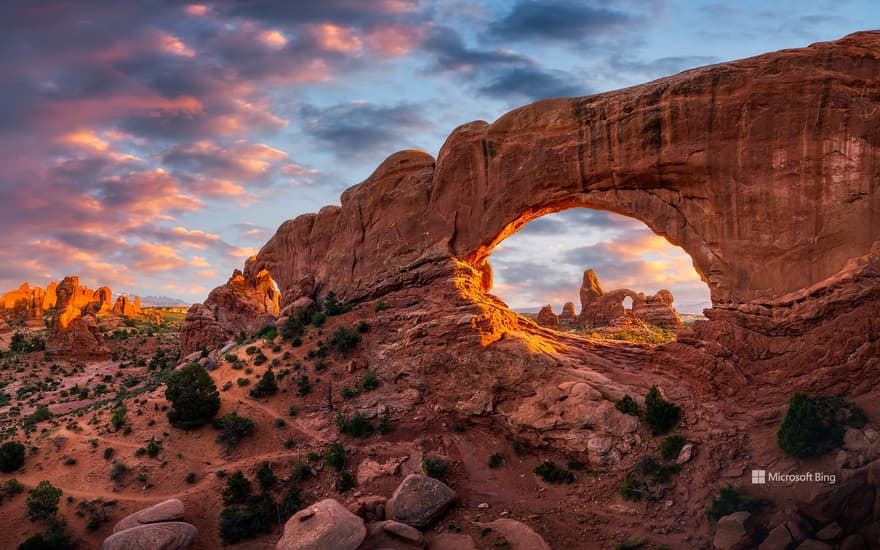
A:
[184, 31, 880, 396]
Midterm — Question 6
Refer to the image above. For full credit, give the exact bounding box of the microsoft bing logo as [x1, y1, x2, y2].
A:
[751, 470, 766, 484]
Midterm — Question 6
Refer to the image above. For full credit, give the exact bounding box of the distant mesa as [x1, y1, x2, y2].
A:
[0, 276, 153, 357]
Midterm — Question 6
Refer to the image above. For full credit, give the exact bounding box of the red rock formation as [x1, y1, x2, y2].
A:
[180, 269, 280, 354]
[91, 286, 113, 315]
[182, 32, 880, 395]
[559, 302, 577, 323]
[0, 283, 48, 322]
[577, 270, 682, 327]
[47, 276, 107, 357]
[535, 305, 559, 328]
[112, 295, 142, 317]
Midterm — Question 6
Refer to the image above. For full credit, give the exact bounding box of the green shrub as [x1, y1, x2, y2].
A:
[361, 370, 378, 391]
[329, 326, 360, 355]
[245, 346, 258, 356]
[249, 368, 278, 398]
[335, 471, 355, 492]
[222, 470, 252, 505]
[26, 481, 62, 520]
[23, 405, 52, 429]
[185, 472, 197, 484]
[335, 412, 374, 438]
[615, 395, 639, 416]
[618, 477, 642, 501]
[103, 448, 114, 460]
[422, 457, 449, 480]
[281, 316, 305, 341]
[374, 301, 387, 312]
[706, 485, 762, 521]
[322, 292, 344, 316]
[18, 519, 74, 550]
[777, 393, 865, 458]
[311, 311, 326, 328]
[253, 353, 268, 366]
[297, 375, 311, 396]
[660, 435, 686, 461]
[278, 484, 302, 516]
[214, 413, 255, 448]
[110, 403, 127, 430]
[165, 363, 220, 429]
[291, 462, 311, 481]
[324, 442, 345, 471]
[533, 460, 574, 484]
[378, 414, 392, 435]
[256, 462, 276, 491]
[146, 437, 161, 458]
[0, 441, 26, 472]
[356, 321, 370, 333]
[219, 494, 275, 543]
[644, 386, 681, 435]
[488, 452, 503, 469]
[109, 461, 127, 480]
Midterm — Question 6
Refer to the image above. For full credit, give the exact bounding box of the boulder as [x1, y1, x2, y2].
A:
[423, 532, 477, 550]
[477, 519, 550, 550]
[759, 524, 793, 550]
[713, 511, 754, 550]
[360, 520, 425, 549]
[102, 522, 196, 550]
[796, 541, 833, 550]
[112, 499, 185, 533]
[385, 474, 455, 529]
[797, 469, 874, 529]
[276, 499, 366, 550]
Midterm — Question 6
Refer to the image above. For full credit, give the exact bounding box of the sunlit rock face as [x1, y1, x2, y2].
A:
[46, 276, 107, 357]
[183, 32, 880, 396]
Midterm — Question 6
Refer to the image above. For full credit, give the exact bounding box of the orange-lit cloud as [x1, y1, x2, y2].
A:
[185, 4, 209, 16]
[311, 24, 363, 52]
[158, 32, 195, 57]
[258, 30, 288, 48]
[365, 25, 424, 56]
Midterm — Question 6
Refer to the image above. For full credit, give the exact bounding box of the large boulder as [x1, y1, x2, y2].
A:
[713, 511, 755, 550]
[359, 520, 424, 549]
[112, 499, 185, 533]
[477, 519, 551, 550]
[102, 522, 196, 550]
[385, 474, 456, 529]
[276, 499, 366, 550]
[797, 469, 874, 530]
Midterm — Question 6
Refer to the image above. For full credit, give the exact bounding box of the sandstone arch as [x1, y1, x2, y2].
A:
[184, 32, 880, 389]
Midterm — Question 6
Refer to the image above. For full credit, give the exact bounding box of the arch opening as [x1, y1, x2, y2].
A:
[485, 207, 711, 336]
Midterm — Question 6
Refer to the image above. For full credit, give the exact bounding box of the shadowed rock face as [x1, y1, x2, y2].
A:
[182, 32, 880, 393]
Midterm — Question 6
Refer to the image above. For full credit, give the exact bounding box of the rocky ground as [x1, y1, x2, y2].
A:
[0, 293, 876, 549]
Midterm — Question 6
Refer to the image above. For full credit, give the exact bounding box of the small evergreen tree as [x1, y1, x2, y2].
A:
[644, 386, 681, 435]
[165, 363, 220, 429]
[26, 481, 62, 521]
[222, 470, 252, 505]
[249, 369, 278, 398]
[0, 441, 26, 472]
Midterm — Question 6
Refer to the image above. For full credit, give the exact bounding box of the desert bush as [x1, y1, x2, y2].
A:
[110, 403, 127, 430]
[660, 434, 686, 461]
[777, 393, 866, 458]
[374, 301, 387, 312]
[361, 370, 378, 391]
[214, 413, 255, 448]
[146, 437, 161, 458]
[488, 452, 503, 469]
[615, 395, 639, 416]
[0, 441, 26, 472]
[422, 457, 449, 480]
[706, 485, 761, 521]
[322, 292, 344, 316]
[109, 461, 128, 480]
[329, 326, 360, 355]
[26, 480, 62, 520]
[222, 470, 252, 505]
[249, 368, 278, 398]
[324, 442, 345, 471]
[335, 472, 355, 493]
[533, 460, 574, 484]
[18, 519, 74, 550]
[644, 386, 681, 435]
[256, 462, 276, 491]
[278, 484, 302, 517]
[618, 477, 642, 501]
[165, 363, 220, 429]
[219, 494, 275, 543]
[335, 412, 374, 438]
[296, 375, 311, 396]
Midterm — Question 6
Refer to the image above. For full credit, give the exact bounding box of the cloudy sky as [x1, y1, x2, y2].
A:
[0, 1, 875, 311]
